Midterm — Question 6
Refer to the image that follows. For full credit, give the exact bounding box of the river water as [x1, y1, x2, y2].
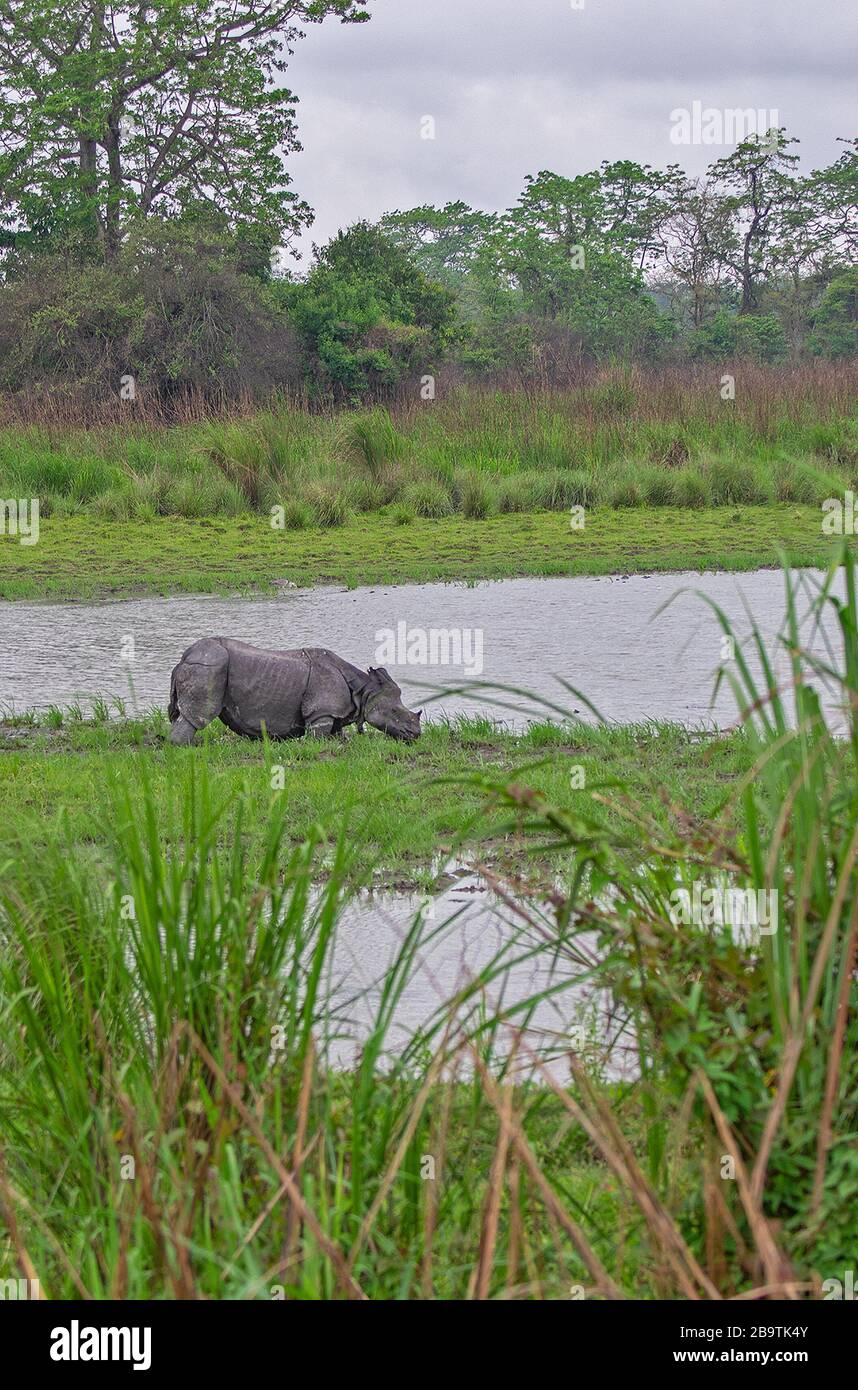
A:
[0, 567, 844, 726]
[326, 869, 629, 1080]
[1, 567, 842, 1072]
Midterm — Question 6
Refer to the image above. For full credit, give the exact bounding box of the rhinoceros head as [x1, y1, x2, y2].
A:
[363, 667, 422, 743]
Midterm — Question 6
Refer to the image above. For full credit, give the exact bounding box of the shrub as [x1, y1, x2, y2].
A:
[306, 482, 351, 527]
[0, 224, 302, 411]
[400, 480, 454, 518]
[692, 310, 788, 363]
[345, 408, 409, 476]
[707, 457, 774, 504]
[609, 474, 642, 507]
[809, 267, 858, 359]
[673, 468, 711, 509]
[638, 466, 678, 507]
[281, 498, 313, 530]
[589, 377, 637, 415]
[165, 470, 246, 517]
[92, 486, 156, 522]
[456, 472, 496, 519]
[774, 460, 846, 506]
[342, 478, 387, 513]
[288, 222, 457, 400]
[527, 469, 593, 510]
[496, 474, 537, 513]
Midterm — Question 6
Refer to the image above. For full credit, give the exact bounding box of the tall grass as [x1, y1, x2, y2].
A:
[0, 366, 856, 522]
[1, 553, 856, 1297]
[0, 760, 632, 1299]
[441, 544, 858, 1288]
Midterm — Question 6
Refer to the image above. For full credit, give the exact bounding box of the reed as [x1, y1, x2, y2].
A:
[0, 554, 855, 1298]
[1, 366, 855, 524]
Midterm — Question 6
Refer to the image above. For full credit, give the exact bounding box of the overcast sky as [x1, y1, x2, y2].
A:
[283, 0, 857, 261]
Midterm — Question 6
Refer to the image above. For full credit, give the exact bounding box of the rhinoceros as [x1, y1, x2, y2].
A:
[168, 637, 422, 746]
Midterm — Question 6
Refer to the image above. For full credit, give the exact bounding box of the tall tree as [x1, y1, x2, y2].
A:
[656, 177, 736, 327]
[377, 201, 498, 288]
[0, 1, 369, 263]
[810, 137, 858, 262]
[707, 130, 801, 313]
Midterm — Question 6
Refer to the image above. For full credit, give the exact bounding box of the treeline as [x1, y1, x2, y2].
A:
[0, 130, 855, 415]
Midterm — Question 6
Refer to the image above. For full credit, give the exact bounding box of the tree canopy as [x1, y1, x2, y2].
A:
[0, 1, 369, 261]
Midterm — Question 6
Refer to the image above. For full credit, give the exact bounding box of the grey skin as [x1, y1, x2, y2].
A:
[168, 637, 422, 746]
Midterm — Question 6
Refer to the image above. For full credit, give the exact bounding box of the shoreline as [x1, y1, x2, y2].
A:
[0, 714, 752, 887]
[0, 505, 850, 602]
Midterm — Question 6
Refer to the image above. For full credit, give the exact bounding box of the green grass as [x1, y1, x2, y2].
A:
[1, 372, 857, 528]
[1, 552, 856, 1299]
[0, 753, 683, 1299]
[0, 713, 756, 885]
[2, 506, 856, 600]
[2, 374, 855, 596]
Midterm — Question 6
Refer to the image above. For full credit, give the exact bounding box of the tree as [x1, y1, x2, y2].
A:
[597, 158, 684, 271]
[377, 201, 497, 289]
[810, 138, 858, 263]
[692, 308, 787, 363]
[289, 222, 457, 399]
[503, 164, 680, 272]
[707, 130, 801, 313]
[656, 177, 735, 328]
[0, 1, 370, 264]
[480, 173, 673, 360]
[809, 266, 858, 358]
[0, 221, 302, 403]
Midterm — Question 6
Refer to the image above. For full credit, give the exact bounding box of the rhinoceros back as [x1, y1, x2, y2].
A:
[218, 639, 312, 738]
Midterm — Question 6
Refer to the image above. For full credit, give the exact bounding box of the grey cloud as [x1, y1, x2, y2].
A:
[283, 0, 857, 255]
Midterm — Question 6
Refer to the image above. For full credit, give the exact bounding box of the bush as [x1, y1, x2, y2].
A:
[280, 498, 313, 530]
[638, 466, 678, 507]
[528, 469, 592, 510]
[673, 468, 711, 509]
[0, 224, 303, 411]
[707, 457, 774, 504]
[692, 310, 788, 363]
[341, 478, 387, 513]
[345, 409, 409, 476]
[165, 471, 246, 518]
[400, 480, 454, 517]
[289, 222, 457, 400]
[774, 460, 845, 506]
[306, 482, 351, 527]
[809, 267, 858, 359]
[589, 377, 637, 415]
[496, 474, 538, 513]
[456, 472, 496, 519]
[92, 487, 151, 522]
[609, 474, 642, 507]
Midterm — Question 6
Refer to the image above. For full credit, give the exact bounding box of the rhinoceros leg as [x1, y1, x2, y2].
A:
[169, 638, 229, 745]
[305, 715, 336, 738]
